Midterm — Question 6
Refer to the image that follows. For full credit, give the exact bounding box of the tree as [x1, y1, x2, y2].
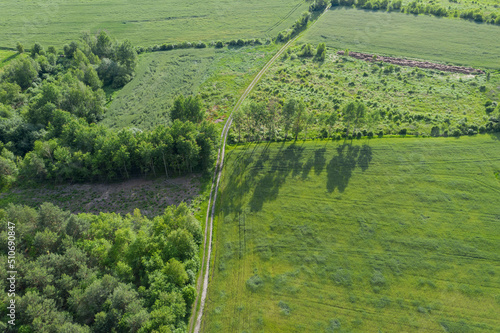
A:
[0, 148, 18, 189]
[232, 107, 246, 142]
[30, 42, 44, 57]
[265, 99, 281, 141]
[342, 101, 366, 137]
[325, 110, 338, 138]
[300, 43, 314, 57]
[282, 99, 297, 140]
[2, 57, 40, 90]
[303, 110, 315, 140]
[291, 100, 306, 140]
[316, 43, 326, 61]
[113, 145, 130, 179]
[170, 95, 205, 123]
[16, 42, 24, 54]
[342, 102, 356, 137]
[95, 31, 114, 59]
[246, 101, 266, 141]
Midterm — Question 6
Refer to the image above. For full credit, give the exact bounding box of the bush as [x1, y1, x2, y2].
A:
[215, 41, 224, 48]
[195, 42, 207, 49]
[246, 275, 264, 292]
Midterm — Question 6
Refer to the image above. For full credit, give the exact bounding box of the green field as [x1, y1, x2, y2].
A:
[0, 0, 308, 49]
[204, 135, 500, 332]
[0, 49, 17, 70]
[302, 8, 500, 68]
[103, 45, 279, 129]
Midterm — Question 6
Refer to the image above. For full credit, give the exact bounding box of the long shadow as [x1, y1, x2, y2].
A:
[222, 142, 374, 215]
[326, 144, 373, 193]
[314, 148, 327, 175]
[249, 144, 305, 212]
[358, 144, 373, 172]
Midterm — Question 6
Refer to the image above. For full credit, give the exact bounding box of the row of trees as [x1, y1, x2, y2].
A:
[276, 11, 312, 42]
[138, 37, 269, 54]
[0, 202, 201, 332]
[331, 0, 500, 24]
[16, 110, 216, 184]
[230, 98, 367, 143]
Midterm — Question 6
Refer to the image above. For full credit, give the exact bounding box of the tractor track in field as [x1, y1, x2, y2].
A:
[189, 6, 332, 333]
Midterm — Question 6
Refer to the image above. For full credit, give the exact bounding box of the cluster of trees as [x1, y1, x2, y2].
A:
[331, 0, 500, 24]
[230, 98, 367, 143]
[282, 43, 327, 61]
[0, 202, 201, 332]
[139, 38, 268, 54]
[276, 12, 312, 42]
[309, 0, 329, 12]
[0, 33, 217, 188]
[18, 112, 216, 183]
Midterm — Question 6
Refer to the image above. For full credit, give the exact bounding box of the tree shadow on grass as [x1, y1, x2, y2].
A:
[222, 142, 373, 214]
[314, 148, 327, 175]
[326, 144, 373, 193]
[249, 144, 305, 212]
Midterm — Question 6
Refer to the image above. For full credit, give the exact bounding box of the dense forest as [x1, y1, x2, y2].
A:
[0, 203, 201, 332]
[0, 32, 217, 188]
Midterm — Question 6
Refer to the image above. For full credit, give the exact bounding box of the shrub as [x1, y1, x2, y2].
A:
[371, 271, 387, 287]
[246, 274, 264, 292]
[215, 41, 224, 48]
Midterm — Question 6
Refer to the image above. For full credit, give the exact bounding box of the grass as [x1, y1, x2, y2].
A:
[203, 135, 500, 332]
[103, 44, 280, 130]
[0, 49, 18, 71]
[246, 46, 500, 138]
[0, 0, 308, 49]
[302, 7, 500, 69]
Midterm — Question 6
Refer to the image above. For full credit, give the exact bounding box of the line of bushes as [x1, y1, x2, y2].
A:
[136, 38, 271, 54]
[330, 0, 500, 25]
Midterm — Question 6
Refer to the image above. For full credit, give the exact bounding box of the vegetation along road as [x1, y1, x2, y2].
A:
[190, 6, 332, 332]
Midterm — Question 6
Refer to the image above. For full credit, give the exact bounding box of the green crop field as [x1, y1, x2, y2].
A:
[204, 135, 500, 332]
[0, 0, 308, 49]
[302, 7, 500, 69]
[0, 49, 18, 70]
[103, 44, 279, 130]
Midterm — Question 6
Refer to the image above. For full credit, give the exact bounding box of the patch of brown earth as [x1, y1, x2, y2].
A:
[4, 174, 202, 217]
[337, 50, 484, 75]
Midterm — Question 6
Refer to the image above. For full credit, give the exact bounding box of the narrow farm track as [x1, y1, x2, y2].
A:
[189, 6, 332, 332]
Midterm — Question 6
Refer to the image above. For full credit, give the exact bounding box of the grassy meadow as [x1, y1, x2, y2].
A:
[247, 47, 500, 137]
[302, 7, 500, 69]
[0, 49, 18, 71]
[103, 44, 280, 130]
[203, 135, 500, 332]
[0, 0, 308, 49]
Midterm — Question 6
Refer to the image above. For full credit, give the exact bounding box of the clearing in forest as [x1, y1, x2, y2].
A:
[103, 45, 279, 130]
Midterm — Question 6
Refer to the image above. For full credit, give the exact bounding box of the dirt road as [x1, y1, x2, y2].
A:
[189, 6, 331, 332]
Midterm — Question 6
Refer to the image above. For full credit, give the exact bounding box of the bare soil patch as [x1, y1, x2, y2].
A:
[337, 50, 485, 74]
[2, 175, 202, 217]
